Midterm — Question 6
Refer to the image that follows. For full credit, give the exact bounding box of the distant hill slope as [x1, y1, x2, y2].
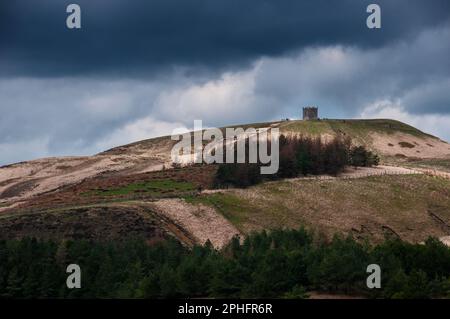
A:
[0, 118, 450, 245]
[1, 119, 449, 207]
[104, 118, 450, 160]
[277, 119, 450, 160]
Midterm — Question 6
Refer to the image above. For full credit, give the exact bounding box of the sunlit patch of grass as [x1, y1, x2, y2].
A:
[280, 120, 333, 135]
[328, 119, 429, 137]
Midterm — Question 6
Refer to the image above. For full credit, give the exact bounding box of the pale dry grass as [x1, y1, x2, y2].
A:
[204, 175, 450, 244]
[149, 198, 241, 248]
[0, 138, 174, 205]
[440, 236, 450, 247]
[370, 132, 450, 158]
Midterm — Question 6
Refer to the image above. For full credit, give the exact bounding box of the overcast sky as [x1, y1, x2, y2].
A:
[1, 0, 450, 165]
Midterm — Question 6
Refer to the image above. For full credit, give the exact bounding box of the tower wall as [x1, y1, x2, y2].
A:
[303, 107, 318, 120]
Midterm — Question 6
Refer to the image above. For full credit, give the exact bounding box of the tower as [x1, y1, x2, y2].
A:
[303, 106, 318, 120]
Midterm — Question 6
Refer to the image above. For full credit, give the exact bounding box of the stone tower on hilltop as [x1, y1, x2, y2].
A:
[303, 106, 318, 120]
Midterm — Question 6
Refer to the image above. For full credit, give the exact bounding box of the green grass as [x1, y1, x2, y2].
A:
[328, 119, 429, 137]
[278, 119, 430, 137]
[83, 180, 195, 197]
[279, 120, 334, 135]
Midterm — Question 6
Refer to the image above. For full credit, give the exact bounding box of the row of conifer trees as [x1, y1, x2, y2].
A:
[215, 135, 379, 187]
[1, 230, 449, 299]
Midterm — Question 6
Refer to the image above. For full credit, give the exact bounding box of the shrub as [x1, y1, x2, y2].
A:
[349, 146, 379, 168]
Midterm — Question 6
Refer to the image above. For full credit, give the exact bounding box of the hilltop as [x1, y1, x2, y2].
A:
[104, 118, 450, 161]
[0, 119, 450, 247]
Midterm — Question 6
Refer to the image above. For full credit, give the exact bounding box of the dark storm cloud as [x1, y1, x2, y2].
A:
[1, 0, 449, 77]
[1, 1, 450, 165]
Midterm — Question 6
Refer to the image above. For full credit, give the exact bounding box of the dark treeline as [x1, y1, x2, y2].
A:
[1, 230, 450, 299]
[215, 135, 379, 188]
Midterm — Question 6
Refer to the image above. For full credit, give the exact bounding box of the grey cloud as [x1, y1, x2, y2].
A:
[254, 22, 450, 118]
[2, 19, 449, 165]
[402, 80, 450, 115]
[1, 0, 449, 78]
[1, 1, 450, 165]
[0, 78, 165, 157]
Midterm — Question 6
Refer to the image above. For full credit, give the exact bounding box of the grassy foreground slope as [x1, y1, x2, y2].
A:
[188, 174, 450, 243]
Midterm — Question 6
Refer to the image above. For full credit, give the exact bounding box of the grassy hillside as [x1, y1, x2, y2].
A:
[277, 119, 450, 162]
[124, 118, 449, 160]
[278, 118, 442, 151]
[1, 118, 450, 245]
[100, 118, 442, 157]
[187, 174, 450, 243]
[279, 119, 433, 137]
